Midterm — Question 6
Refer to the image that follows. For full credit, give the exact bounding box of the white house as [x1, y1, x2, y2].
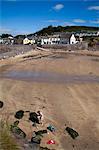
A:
[70, 34, 78, 44]
[0, 36, 14, 45]
[97, 31, 99, 36]
[23, 37, 35, 45]
[8, 36, 14, 45]
[41, 33, 78, 45]
[75, 31, 99, 37]
[41, 36, 60, 45]
[0, 38, 3, 44]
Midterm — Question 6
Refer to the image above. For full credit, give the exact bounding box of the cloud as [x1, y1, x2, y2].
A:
[53, 4, 64, 11]
[73, 19, 86, 23]
[90, 19, 99, 24]
[64, 22, 76, 26]
[88, 6, 99, 10]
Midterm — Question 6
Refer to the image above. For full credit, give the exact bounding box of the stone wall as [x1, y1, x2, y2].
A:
[0, 44, 36, 59]
[42, 42, 88, 51]
[88, 44, 99, 51]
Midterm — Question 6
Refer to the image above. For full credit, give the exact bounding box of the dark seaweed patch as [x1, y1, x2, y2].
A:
[66, 127, 79, 139]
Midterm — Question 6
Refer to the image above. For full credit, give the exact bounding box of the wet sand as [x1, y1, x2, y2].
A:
[0, 70, 99, 84]
[0, 50, 99, 150]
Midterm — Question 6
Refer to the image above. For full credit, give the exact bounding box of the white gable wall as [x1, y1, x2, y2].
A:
[70, 34, 77, 44]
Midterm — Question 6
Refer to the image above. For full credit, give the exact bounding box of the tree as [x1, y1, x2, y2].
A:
[1, 34, 12, 38]
[34, 25, 99, 36]
[14, 35, 25, 39]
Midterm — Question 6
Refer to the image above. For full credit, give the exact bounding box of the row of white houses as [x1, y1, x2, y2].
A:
[23, 31, 99, 45]
[40, 34, 79, 45]
[0, 36, 14, 45]
[75, 31, 99, 37]
[0, 31, 98, 45]
[23, 33, 82, 45]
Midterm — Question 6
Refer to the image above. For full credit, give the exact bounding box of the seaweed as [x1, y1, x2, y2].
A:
[13, 120, 19, 126]
[11, 125, 26, 138]
[66, 127, 79, 139]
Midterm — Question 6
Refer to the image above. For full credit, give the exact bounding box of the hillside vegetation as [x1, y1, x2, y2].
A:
[0, 26, 98, 38]
[33, 25, 99, 36]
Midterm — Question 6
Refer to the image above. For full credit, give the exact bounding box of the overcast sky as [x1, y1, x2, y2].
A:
[0, 0, 99, 35]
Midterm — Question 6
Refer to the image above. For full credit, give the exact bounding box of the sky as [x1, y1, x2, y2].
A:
[0, 0, 99, 35]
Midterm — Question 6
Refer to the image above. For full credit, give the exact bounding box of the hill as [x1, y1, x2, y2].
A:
[32, 25, 99, 36]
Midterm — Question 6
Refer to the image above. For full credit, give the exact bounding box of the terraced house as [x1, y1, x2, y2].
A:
[40, 33, 78, 45]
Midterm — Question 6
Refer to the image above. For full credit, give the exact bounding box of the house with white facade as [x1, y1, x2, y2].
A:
[40, 33, 78, 45]
[97, 31, 99, 36]
[0, 37, 3, 44]
[41, 35, 60, 45]
[70, 34, 78, 44]
[0, 36, 14, 45]
[75, 31, 99, 37]
[23, 37, 35, 45]
[8, 36, 14, 45]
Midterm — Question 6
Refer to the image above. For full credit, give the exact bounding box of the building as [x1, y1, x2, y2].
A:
[70, 34, 78, 44]
[75, 31, 99, 37]
[59, 33, 77, 44]
[23, 37, 35, 45]
[40, 33, 78, 45]
[0, 38, 3, 44]
[0, 36, 14, 45]
[97, 31, 99, 36]
[41, 35, 60, 45]
[8, 36, 14, 45]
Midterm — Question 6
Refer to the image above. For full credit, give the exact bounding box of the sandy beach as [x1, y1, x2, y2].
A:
[0, 49, 99, 150]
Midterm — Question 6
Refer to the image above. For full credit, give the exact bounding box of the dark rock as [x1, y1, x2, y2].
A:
[35, 130, 47, 136]
[15, 110, 24, 119]
[40, 147, 52, 150]
[31, 135, 41, 144]
[25, 110, 30, 113]
[0, 101, 4, 108]
[29, 112, 39, 124]
[66, 127, 79, 139]
[31, 130, 47, 146]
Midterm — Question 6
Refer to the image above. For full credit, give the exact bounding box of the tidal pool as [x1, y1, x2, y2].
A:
[0, 70, 99, 84]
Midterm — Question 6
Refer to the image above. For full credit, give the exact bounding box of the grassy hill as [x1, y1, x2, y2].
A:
[33, 25, 99, 36]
